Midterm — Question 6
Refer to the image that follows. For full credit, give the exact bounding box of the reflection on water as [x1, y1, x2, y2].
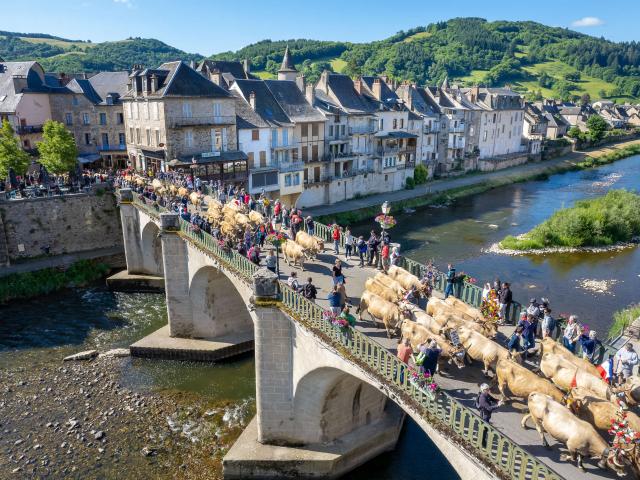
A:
[351, 154, 640, 334]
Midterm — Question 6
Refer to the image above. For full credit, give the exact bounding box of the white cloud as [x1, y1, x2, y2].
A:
[571, 17, 604, 27]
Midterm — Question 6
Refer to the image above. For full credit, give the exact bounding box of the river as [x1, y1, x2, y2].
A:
[2, 155, 639, 479]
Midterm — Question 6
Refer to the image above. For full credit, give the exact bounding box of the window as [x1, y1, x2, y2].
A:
[65, 113, 73, 126]
[341, 125, 345, 136]
[427, 136, 431, 146]
[129, 127, 134, 143]
[284, 174, 292, 187]
[334, 115, 340, 123]
[101, 133, 109, 146]
[329, 125, 334, 137]
[152, 102, 159, 120]
[301, 146, 308, 162]
[155, 129, 160, 146]
[259, 151, 266, 167]
[293, 173, 300, 185]
[247, 152, 255, 168]
[502, 124, 505, 133]
[271, 129, 278, 147]
[400, 118, 404, 129]
[252, 129, 259, 141]
[84, 133, 91, 145]
[82, 113, 90, 125]
[183, 102, 192, 118]
[135, 128, 140, 144]
[117, 112, 124, 124]
[282, 128, 289, 146]
[312, 144, 318, 162]
[311, 123, 318, 137]
[146, 128, 151, 145]
[393, 118, 397, 129]
[483, 131, 487, 141]
[132, 103, 138, 119]
[99, 113, 107, 125]
[23, 139, 30, 148]
[72, 96, 79, 106]
[213, 102, 221, 118]
[301, 123, 308, 138]
[185, 129, 193, 147]
[118, 133, 125, 145]
[126, 103, 132, 119]
[492, 113, 496, 123]
[379, 119, 384, 130]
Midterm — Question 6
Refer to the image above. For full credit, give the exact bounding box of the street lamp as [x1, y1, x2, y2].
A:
[381, 201, 390, 216]
[375, 201, 396, 245]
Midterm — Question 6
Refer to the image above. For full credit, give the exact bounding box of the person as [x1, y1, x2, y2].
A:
[482, 282, 492, 302]
[336, 281, 347, 308]
[562, 315, 581, 353]
[328, 285, 342, 315]
[507, 326, 524, 354]
[305, 216, 315, 236]
[367, 231, 379, 267]
[444, 264, 456, 299]
[526, 298, 540, 319]
[357, 235, 367, 267]
[615, 343, 639, 384]
[380, 241, 390, 272]
[518, 314, 537, 357]
[390, 246, 401, 267]
[422, 339, 442, 376]
[265, 250, 277, 273]
[332, 259, 344, 285]
[247, 244, 261, 265]
[540, 306, 557, 339]
[302, 277, 317, 301]
[338, 305, 356, 328]
[397, 338, 413, 364]
[498, 282, 512, 325]
[287, 271, 301, 292]
[332, 225, 341, 255]
[579, 330, 601, 365]
[477, 383, 502, 423]
[344, 227, 354, 260]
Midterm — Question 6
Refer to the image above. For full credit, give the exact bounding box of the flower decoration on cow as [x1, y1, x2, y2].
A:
[608, 410, 640, 457]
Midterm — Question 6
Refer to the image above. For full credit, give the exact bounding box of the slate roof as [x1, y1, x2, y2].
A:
[157, 61, 230, 98]
[0, 61, 51, 113]
[87, 71, 129, 104]
[361, 76, 398, 102]
[232, 79, 290, 126]
[197, 60, 255, 80]
[279, 46, 297, 73]
[232, 92, 270, 129]
[264, 79, 324, 123]
[316, 73, 378, 114]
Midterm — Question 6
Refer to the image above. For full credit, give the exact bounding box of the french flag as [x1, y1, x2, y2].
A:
[597, 357, 614, 383]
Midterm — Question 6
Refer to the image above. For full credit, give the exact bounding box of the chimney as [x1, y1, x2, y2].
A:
[296, 74, 305, 93]
[372, 78, 382, 101]
[305, 83, 314, 106]
[209, 68, 222, 86]
[469, 85, 479, 103]
[354, 78, 362, 95]
[243, 59, 250, 75]
[249, 91, 256, 110]
[190, 60, 195, 69]
[150, 74, 158, 93]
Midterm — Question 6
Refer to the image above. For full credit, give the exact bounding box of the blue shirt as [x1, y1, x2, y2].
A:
[328, 292, 341, 307]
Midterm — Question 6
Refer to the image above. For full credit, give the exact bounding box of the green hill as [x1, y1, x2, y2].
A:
[2, 19, 640, 101]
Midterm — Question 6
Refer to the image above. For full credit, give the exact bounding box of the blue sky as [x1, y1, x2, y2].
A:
[3, 0, 637, 55]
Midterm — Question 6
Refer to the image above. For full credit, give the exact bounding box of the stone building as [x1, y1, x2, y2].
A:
[123, 61, 246, 183]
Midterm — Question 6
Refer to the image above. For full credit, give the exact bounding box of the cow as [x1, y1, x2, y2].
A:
[402, 303, 443, 336]
[495, 357, 564, 403]
[386, 265, 428, 296]
[234, 212, 250, 228]
[539, 337, 602, 378]
[540, 352, 615, 402]
[568, 387, 640, 434]
[282, 239, 305, 270]
[614, 376, 640, 407]
[151, 179, 163, 190]
[427, 297, 477, 323]
[400, 320, 465, 369]
[189, 191, 202, 208]
[373, 272, 406, 298]
[365, 277, 402, 303]
[433, 311, 497, 339]
[295, 231, 324, 259]
[444, 296, 484, 320]
[248, 210, 265, 225]
[169, 185, 178, 196]
[356, 291, 402, 338]
[177, 186, 188, 197]
[454, 325, 518, 375]
[522, 392, 629, 476]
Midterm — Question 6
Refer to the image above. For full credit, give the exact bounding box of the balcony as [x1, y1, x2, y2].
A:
[350, 124, 377, 135]
[449, 123, 465, 133]
[98, 143, 126, 152]
[169, 115, 235, 128]
[250, 161, 280, 172]
[16, 124, 44, 135]
[448, 137, 466, 149]
[279, 161, 305, 173]
[322, 151, 360, 162]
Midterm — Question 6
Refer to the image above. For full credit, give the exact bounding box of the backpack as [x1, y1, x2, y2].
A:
[475, 393, 482, 409]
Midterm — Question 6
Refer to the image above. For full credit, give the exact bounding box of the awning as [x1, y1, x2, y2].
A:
[141, 149, 166, 160]
[374, 131, 418, 139]
[170, 150, 248, 167]
[77, 153, 102, 164]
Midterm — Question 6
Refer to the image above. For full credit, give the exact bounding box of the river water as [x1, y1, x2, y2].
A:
[2, 155, 640, 479]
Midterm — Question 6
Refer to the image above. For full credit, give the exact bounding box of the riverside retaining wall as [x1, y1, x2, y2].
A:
[0, 192, 123, 262]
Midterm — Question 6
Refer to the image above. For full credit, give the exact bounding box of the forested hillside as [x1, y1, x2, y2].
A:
[2, 18, 640, 101]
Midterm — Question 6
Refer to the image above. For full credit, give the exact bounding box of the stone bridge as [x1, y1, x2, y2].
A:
[117, 189, 618, 480]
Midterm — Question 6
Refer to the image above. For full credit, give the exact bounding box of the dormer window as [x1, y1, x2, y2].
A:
[72, 96, 79, 106]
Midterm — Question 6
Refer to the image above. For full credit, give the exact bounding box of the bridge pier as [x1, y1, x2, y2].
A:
[118, 189, 145, 274]
[223, 268, 404, 479]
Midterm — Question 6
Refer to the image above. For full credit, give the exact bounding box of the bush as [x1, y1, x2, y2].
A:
[609, 304, 640, 338]
[498, 189, 640, 250]
[405, 177, 415, 190]
[413, 164, 428, 185]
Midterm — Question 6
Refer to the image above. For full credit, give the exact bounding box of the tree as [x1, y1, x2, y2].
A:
[564, 71, 581, 82]
[580, 93, 591, 105]
[538, 71, 554, 89]
[586, 115, 608, 142]
[37, 120, 78, 175]
[0, 120, 30, 178]
[598, 89, 607, 98]
[567, 126, 585, 140]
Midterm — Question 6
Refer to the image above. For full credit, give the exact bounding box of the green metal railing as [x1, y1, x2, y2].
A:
[129, 195, 562, 480]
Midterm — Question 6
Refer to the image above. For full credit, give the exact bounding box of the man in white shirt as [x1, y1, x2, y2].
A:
[615, 343, 639, 384]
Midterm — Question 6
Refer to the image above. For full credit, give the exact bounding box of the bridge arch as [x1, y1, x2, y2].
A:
[140, 221, 163, 276]
[188, 264, 253, 339]
[293, 366, 388, 444]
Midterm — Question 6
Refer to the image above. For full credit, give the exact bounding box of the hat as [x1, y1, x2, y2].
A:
[480, 383, 490, 391]
[529, 298, 537, 304]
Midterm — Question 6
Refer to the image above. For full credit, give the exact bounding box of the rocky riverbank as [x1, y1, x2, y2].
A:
[0, 354, 253, 479]
[484, 240, 637, 256]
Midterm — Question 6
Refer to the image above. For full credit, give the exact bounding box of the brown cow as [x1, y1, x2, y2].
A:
[365, 278, 402, 303]
[455, 325, 517, 375]
[434, 311, 497, 339]
[613, 376, 640, 407]
[373, 272, 406, 298]
[282, 239, 305, 270]
[427, 297, 477, 323]
[495, 357, 564, 403]
[400, 320, 465, 369]
[402, 303, 442, 336]
[569, 387, 640, 434]
[386, 265, 428, 295]
[540, 352, 615, 402]
[539, 337, 602, 378]
[522, 392, 628, 475]
[356, 291, 402, 338]
[295, 231, 324, 259]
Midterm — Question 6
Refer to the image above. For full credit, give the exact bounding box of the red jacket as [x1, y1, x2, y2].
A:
[332, 229, 340, 240]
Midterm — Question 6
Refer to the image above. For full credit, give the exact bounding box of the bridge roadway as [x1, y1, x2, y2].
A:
[272, 248, 617, 480]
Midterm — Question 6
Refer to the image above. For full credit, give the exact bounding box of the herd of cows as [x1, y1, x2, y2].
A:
[129, 178, 640, 478]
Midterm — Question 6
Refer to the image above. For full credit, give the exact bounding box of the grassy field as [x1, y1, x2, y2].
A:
[457, 69, 489, 85]
[252, 70, 275, 79]
[403, 31, 431, 42]
[18, 36, 94, 51]
[330, 57, 346, 73]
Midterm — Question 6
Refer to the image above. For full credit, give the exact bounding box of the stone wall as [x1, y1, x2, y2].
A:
[477, 153, 530, 172]
[0, 192, 123, 261]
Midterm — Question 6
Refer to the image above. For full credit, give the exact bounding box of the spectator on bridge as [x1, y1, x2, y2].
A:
[498, 282, 512, 325]
[265, 250, 277, 274]
[396, 337, 413, 383]
[381, 242, 390, 272]
[332, 259, 344, 286]
[507, 326, 524, 354]
[615, 343, 639, 384]
[421, 339, 442, 377]
[338, 305, 356, 328]
[390, 246, 401, 267]
[287, 271, 301, 292]
[328, 286, 342, 315]
[247, 244, 261, 265]
[444, 264, 456, 299]
[562, 315, 581, 353]
[477, 383, 502, 424]
[526, 298, 541, 319]
[367, 231, 379, 267]
[302, 277, 317, 301]
[517, 314, 537, 358]
[305, 216, 315, 236]
[579, 330, 602, 365]
[357, 236, 367, 267]
[344, 227, 354, 260]
[541, 306, 557, 339]
[332, 224, 341, 255]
